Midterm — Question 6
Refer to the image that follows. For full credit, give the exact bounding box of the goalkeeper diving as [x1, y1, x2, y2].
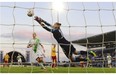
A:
[34, 16, 96, 62]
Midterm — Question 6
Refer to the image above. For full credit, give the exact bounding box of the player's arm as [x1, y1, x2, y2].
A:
[42, 20, 52, 27]
[27, 40, 33, 48]
[38, 21, 53, 32]
[27, 44, 32, 48]
[40, 43, 45, 52]
[34, 16, 52, 27]
[34, 16, 53, 32]
[43, 26, 53, 32]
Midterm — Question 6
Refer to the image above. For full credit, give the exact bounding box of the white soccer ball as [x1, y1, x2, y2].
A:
[27, 9, 34, 17]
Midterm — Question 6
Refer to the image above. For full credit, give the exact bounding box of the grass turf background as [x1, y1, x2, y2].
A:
[0, 66, 116, 73]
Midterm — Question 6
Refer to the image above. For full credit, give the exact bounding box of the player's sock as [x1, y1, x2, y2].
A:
[86, 57, 91, 62]
[52, 63, 54, 68]
[77, 51, 96, 57]
[39, 63, 45, 69]
[89, 51, 96, 57]
[55, 63, 57, 67]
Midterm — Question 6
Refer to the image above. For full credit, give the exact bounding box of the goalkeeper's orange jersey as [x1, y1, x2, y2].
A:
[51, 47, 56, 56]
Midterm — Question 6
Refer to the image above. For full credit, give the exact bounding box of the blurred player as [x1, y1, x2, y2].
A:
[51, 44, 57, 68]
[27, 32, 46, 70]
[107, 53, 112, 68]
[3, 53, 10, 67]
[34, 16, 96, 62]
[79, 55, 86, 68]
[17, 54, 22, 66]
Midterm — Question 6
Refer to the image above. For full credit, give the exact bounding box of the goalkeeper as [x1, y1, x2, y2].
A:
[34, 16, 96, 62]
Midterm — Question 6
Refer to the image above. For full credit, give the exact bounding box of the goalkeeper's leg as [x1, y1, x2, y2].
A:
[74, 50, 96, 57]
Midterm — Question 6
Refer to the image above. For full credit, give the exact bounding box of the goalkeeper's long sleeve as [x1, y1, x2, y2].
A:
[43, 26, 52, 32]
[42, 20, 52, 27]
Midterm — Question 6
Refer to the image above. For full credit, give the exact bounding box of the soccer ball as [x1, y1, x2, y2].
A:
[27, 9, 34, 17]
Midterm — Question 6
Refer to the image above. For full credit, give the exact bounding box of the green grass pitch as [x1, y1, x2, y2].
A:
[0, 66, 116, 73]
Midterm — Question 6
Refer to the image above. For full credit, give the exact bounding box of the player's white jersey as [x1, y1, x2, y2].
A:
[107, 55, 111, 61]
[28, 38, 44, 62]
[17, 55, 22, 62]
[107, 55, 112, 64]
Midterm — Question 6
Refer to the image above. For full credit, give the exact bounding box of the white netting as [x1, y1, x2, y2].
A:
[0, 2, 116, 73]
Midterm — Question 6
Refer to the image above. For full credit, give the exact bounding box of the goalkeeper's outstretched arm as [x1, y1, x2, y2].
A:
[42, 19, 52, 27]
[34, 16, 52, 27]
[34, 16, 53, 32]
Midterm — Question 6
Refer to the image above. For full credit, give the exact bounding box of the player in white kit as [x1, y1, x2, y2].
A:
[17, 54, 22, 66]
[106, 53, 112, 68]
[27, 32, 46, 70]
